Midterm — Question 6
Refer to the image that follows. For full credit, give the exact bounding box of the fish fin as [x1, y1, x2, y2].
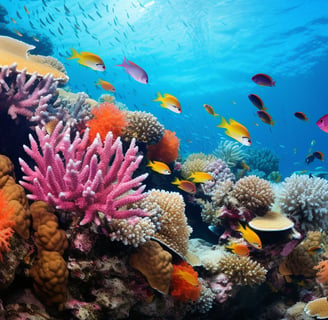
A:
[171, 177, 180, 185]
[146, 160, 153, 167]
[153, 92, 163, 102]
[262, 107, 267, 111]
[115, 57, 128, 68]
[95, 79, 101, 86]
[236, 223, 245, 233]
[214, 113, 219, 117]
[127, 59, 139, 67]
[229, 118, 243, 127]
[217, 116, 228, 129]
[273, 81, 276, 86]
[67, 48, 80, 60]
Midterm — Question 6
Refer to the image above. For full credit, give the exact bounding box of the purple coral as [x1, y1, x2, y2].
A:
[0, 64, 57, 120]
[19, 121, 148, 225]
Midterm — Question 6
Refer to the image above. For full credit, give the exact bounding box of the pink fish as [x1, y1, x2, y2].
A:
[116, 57, 148, 84]
[317, 114, 328, 133]
[251, 73, 275, 87]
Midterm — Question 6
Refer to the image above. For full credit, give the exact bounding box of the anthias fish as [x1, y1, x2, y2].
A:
[171, 177, 196, 194]
[251, 73, 275, 86]
[248, 94, 266, 110]
[95, 79, 115, 92]
[116, 57, 148, 84]
[225, 243, 250, 256]
[317, 114, 328, 133]
[203, 104, 219, 117]
[153, 93, 181, 113]
[257, 110, 275, 126]
[187, 172, 214, 183]
[147, 160, 171, 175]
[67, 48, 105, 71]
[236, 223, 262, 249]
[294, 112, 308, 121]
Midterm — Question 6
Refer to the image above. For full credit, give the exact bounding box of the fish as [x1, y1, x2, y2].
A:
[171, 177, 196, 194]
[24, 6, 30, 14]
[310, 139, 316, 146]
[256, 110, 275, 126]
[187, 172, 214, 183]
[248, 94, 266, 110]
[16, 11, 22, 19]
[251, 73, 276, 86]
[305, 154, 315, 165]
[10, 18, 17, 24]
[294, 112, 308, 121]
[67, 48, 105, 71]
[313, 151, 324, 161]
[153, 93, 182, 114]
[13, 28, 23, 37]
[116, 57, 148, 84]
[58, 27, 63, 36]
[216, 116, 251, 146]
[203, 104, 219, 117]
[236, 223, 262, 249]
[44, 119, 60, 135]
[208, 225, 225, 237]
[146, 160, 171, 175]
[225, 242, 250, 256]
[308, 246, 324, 256]
[64, 4, 70, 14]
[316, 114, 328, 133]
[95, 79, 115, 92]
[32, 36, 39, 42]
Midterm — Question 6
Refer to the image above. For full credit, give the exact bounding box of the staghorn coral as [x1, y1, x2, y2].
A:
[180, 153, 217, 179]
[129, 240, 173, 294]
[229, 175, 274, 213]
[246, 147, 279, 176]
[278, 174, 328, 232]
[121, 111, 164, 145]
[213, 140, 248, 168]
[217, 254, 267, 286]
[19, 121, 148, 226]
[150, 189, 192, 257]
[87, 102, 128, 142]
[147, 129, 180, 164]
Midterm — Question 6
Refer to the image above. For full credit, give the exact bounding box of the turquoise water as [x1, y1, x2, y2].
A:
[1, 0, 327, 176]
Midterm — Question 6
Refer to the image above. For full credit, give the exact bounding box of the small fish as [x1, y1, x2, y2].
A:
[248, 94, 266, 110]
[116, 57, 148, 84]
[254, 122, 260, 127]
[64, 4, 70, 14]
[95, 79, 115, 92]
[208, 225, 225, 237]
[305, 154, 315, 165]
[153, 93, 181, 113]
[187, 172, 214, 183]
[13, 28, 23, 37]
[147, 160, 171, 175]
[24, 6, 30, 14]
[42, 0, 48, 7]
[294, 112, 308, 121]
[10, 17, 17, 24]
[293, 148, 297, 154]
[216, 116, 251, 146]
[44, 119, 59, 135]
[58, 27, 63, 36]
[251, 73, 276, 87]
[225, 243, 250, 256]
[171, 177, 196, 194]
[317, 114, 328, 133]
[203, 104, 218, 117]
[32, 36, 39, 42]
[257, 110, 275, 126]
[313, 151, 324, 161]
[16, 11, 22, 19]
[310, 139, 316, 146]
[67, 48, 105, 71]
[236, 223, 262, 249]
[308, 246, 324, 256]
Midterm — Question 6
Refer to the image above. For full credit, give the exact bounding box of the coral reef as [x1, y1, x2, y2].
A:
[213, 140, 248, 168]
[209, 272, 234, 303]
[246, 147, 279, 176]
[304, 297, 328, 319]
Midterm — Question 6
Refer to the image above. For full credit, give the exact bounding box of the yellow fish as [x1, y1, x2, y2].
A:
[96, 79, 115, 92]
[153, 93, 181, 113]
[203, 104, 219, 117]
[225, 242, 250, 256]
[147, 160, 171, 175]
[171, 177, 196, 194]
[236, 223, 262, 249]
[187, 172, 214, 183]
[217, 116, 251, 146]
[67, 48, 105, 71]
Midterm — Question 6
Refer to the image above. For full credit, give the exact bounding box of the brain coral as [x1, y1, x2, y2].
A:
[180, 153, 217, 179]
[147, 130, 180, 164]
[217, 254, 267, 286]
[86, 102, 128, 142]
[229, 175, 274, 213]
[121, 111, 164, 145]
[278, 174, 328, 232]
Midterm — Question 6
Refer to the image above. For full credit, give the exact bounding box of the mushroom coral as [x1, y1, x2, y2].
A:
[147, 129, 180, 164]
[170, 261, 201, 302]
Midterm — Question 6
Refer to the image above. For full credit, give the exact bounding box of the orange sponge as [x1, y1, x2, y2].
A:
[147, 129, 180, 164]
[314, 260, 328, 284]
[170, 261, 201, 302]
[86, 102, 128, 143]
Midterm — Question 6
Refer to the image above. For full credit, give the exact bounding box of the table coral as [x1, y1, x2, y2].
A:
[304, 297, 328, 319]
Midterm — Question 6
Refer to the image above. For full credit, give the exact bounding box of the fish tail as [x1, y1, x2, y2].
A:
[216, 115, 228, 129]
[95, 79, 101, 86]
[67, 48, 80, 60]
[146, 160, 153, 168]
[153, 92, 163, 102]
[116, 57, 128, 68]
[236, 222, 244, 233]
[272, 81, 276, 86]
[171, 177, 180, 185]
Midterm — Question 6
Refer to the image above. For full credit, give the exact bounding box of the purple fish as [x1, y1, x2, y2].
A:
[317, 114, 328, 133]
[251, 73, 275, 87]
[116, 57, 148, 84]
[248, 94, 266, 110]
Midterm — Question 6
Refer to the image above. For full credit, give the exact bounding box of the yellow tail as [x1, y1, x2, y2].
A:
[216, 115, 228, 129]
[153, 92, 163, 102]
[171, 177, 181, 185]
[67, 48, 80, 60]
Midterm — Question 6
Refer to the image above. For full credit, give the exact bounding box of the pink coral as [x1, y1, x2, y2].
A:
[19, 121, 148, 225]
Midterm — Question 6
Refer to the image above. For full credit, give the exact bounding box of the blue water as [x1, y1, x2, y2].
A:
[1, 0, 327, 178]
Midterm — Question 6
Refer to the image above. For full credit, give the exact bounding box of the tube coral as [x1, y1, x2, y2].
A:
[170, 261, 201, 302]
[19, 121, 148, 225]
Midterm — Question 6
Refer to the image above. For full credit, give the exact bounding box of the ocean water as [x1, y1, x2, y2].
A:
[1, 0, 327, 177]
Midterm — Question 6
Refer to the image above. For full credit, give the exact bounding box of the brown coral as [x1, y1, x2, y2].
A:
[30, 250, 68, 305]
[149, 189, 192, 257]
[129, 240, 173, 294]
[229, 175, 274, 213]
[121, 111, 164, 145]
[305, 297, 328, 319]
[217, 254, 267, 286]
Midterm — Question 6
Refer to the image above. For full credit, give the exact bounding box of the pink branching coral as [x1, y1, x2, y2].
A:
[19, 121, 148, 225]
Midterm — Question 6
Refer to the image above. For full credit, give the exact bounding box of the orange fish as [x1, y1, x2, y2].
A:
[225, 242, 250, 256]
[308, 246, 324, 256]
[236, 223, 262, 249]
[187, 172, 214, 183]
[95, 79, 115, 92]
[147, 160, 171, 175]
[203, 104, 219, 117]
[171, 177, 196, 194]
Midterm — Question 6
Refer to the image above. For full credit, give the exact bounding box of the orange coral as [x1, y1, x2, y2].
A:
[314, 260, 328, 284]
[0, 190, 15, 262]
[86, 102, 128, 143]
[170, 261, 201, 302]
[147, 129, 180, 164]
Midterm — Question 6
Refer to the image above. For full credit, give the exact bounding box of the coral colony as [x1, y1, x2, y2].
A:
[1, 35, 328, 320]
